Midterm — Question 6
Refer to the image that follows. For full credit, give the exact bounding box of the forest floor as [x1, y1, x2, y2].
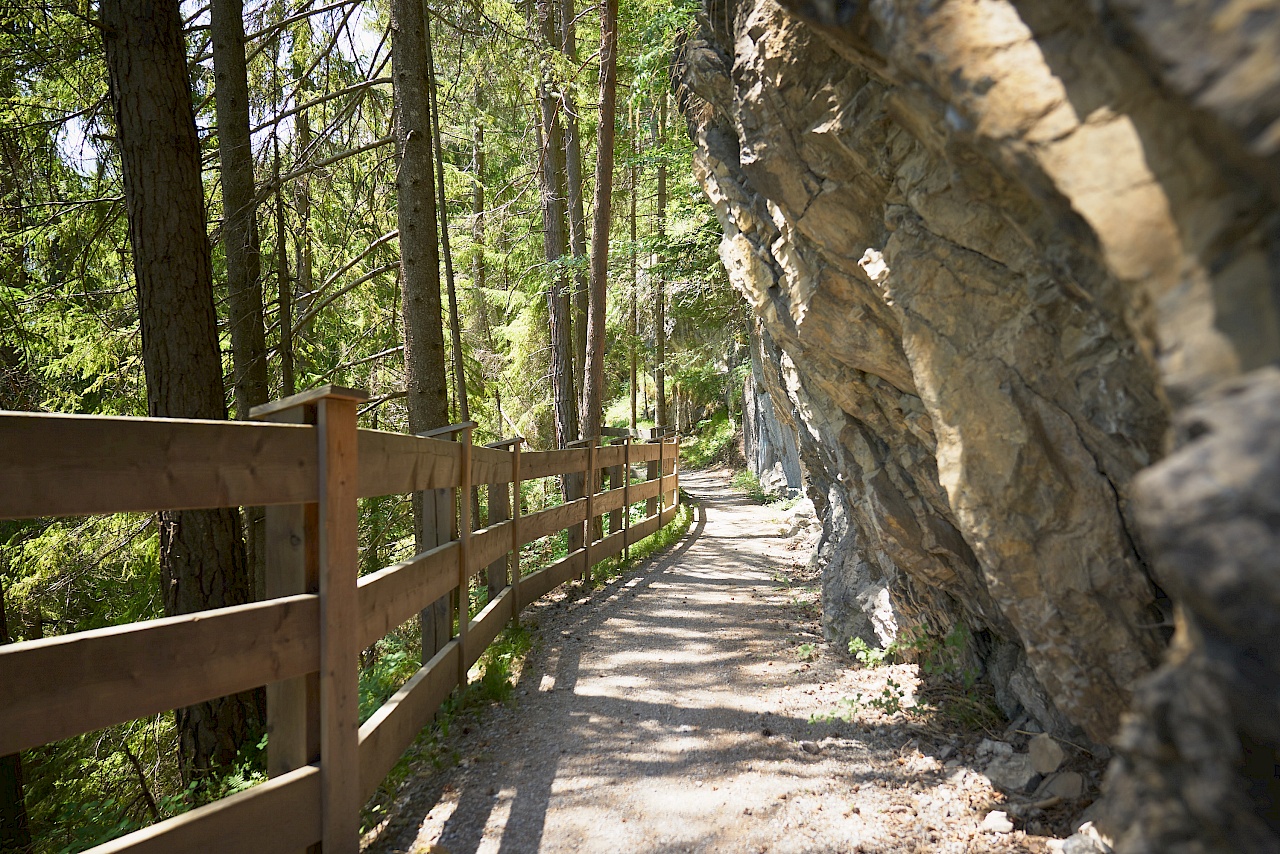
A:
[361, 470, 1090, 853]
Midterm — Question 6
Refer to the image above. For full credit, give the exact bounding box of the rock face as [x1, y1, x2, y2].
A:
[741, 324, 803, 496]
[680, 0, 1280, 845]
[1103, 370, 1280, 852]
[675, 0, 1280, 835]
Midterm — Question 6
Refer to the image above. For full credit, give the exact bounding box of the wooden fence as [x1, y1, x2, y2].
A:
[0, 385, 681, 854]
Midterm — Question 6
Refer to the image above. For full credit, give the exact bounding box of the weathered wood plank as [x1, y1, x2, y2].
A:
[0, 412, 316, 519]
[357, 639, 460, 800]
[357, 542, 457, 650]
[629, 512, 662, 545]
[85, 765, 321, 854]
[596, 444, 627, 468]
[594, 529, 626, 564]
[456, 429, 473, 686]
[517, 550, 586, 606]
[470, 444, 514, 486]
[469, 520, 512, 577]
[519, 498, 587, 545]
[0, 595, 319, 756]
[624, 477, 662, 506]
[519, 448, 588, 480]
[511, 443, 523, 616]
[464, 587, 514, 671]
[594, 484, 629, 516]
[357, 429, 459, 497]
[316, 395, 361, 853]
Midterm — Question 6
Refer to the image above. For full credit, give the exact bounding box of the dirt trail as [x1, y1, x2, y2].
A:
[362, 470, 1054, 853]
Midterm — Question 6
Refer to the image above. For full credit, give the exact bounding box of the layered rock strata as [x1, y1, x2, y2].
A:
[676, 0, 1280, 755]
[741, 323, 804, 496]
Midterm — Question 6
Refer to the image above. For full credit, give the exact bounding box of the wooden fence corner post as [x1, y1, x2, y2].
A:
[511, 440, 523, 624]
[312, 387, 366, 854]
[457, 426, 473, 687]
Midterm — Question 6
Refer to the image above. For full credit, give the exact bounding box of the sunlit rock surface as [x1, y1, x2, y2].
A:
[677, 0, 1280, 845]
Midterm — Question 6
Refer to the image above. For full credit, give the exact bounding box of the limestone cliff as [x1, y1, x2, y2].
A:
[677, 0, 1280, 847]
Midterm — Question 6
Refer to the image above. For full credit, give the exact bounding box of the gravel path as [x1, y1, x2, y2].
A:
[362, 470, 1060, 853]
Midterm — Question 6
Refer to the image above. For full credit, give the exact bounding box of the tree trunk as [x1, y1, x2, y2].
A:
[391, 0, 450, 656]
[211, 0, 269, 604]
[210, 0, 268, 420]
[0, 585, 31, 853]
[629, 102, 639, 432]
[581, 0, 617, 442]
[535, 0, 578, 452]
[293, 89, 314, 360]
[559, 0, 588, 410]
[426, 15, 467, 425]
[102, 0, 262, 783]
[275, 147, 295, 397]
[535, 0, 585, 573]
[654, 94, 668, 429]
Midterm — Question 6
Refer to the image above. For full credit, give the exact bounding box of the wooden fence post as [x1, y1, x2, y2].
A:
[252, 385, 365, 854]
[511, 440, 522, 623]
[657, 435, 665, 513]
[485, 475, 509, 605]
[315, 389, 364, 854]
[584, 438, 595, 582]
[256, 403, 320, 790]
[669, 436, 678, 509]
[457, 426, 473, 686]
[622, 436, 631, 561]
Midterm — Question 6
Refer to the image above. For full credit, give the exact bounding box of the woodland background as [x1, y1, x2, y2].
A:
[0, 0, 746, 849]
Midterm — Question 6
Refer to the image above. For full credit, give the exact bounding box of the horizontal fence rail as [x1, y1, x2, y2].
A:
[0, 384, 681, 854]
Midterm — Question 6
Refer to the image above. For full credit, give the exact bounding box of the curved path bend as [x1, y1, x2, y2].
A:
[362, 470, 1047, 854]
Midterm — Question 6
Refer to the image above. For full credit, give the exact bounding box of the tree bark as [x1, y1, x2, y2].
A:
[535, 0, 579, 452]
[275, 148, 295, 397]
[654, 94, 668, 429]
[392, 0, 451, 657]
[211, 0, 268, 420]
[581, 0, 617, 441]
[211, 0, 269, 604]
[293, 85, 314, 359]
[102, 0, 262, 783]
[559, 0, 588, 409]
[0, 585, 31, 854]
[426, 14, 467, 424]
[629, 101, 639, 432]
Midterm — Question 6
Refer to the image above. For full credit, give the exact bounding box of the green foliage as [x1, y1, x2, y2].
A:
[359, 628, 422, 724]
[848, 623, 978, 687]
[848, 636, 891, 667]
[680, 410, 736, 469]
[5, 0, 737, 848]
[359, 622, 535, 832]
[796, 642, 817, 662]
[589, 498, 694, 584]
[822, 623, 1003, 732]
[730, 469, 788, 505]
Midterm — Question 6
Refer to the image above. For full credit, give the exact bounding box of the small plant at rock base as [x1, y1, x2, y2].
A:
[848, 636, 890, 667]
[867, 678, 906, 715]
[796, 642, 817, 661]
[810, 694, 863, 723]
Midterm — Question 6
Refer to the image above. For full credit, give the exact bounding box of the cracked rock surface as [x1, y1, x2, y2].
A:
[676, 0, 1280, 848]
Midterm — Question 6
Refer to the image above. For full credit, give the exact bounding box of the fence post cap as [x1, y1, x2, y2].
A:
[250, 386, 369, 419]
